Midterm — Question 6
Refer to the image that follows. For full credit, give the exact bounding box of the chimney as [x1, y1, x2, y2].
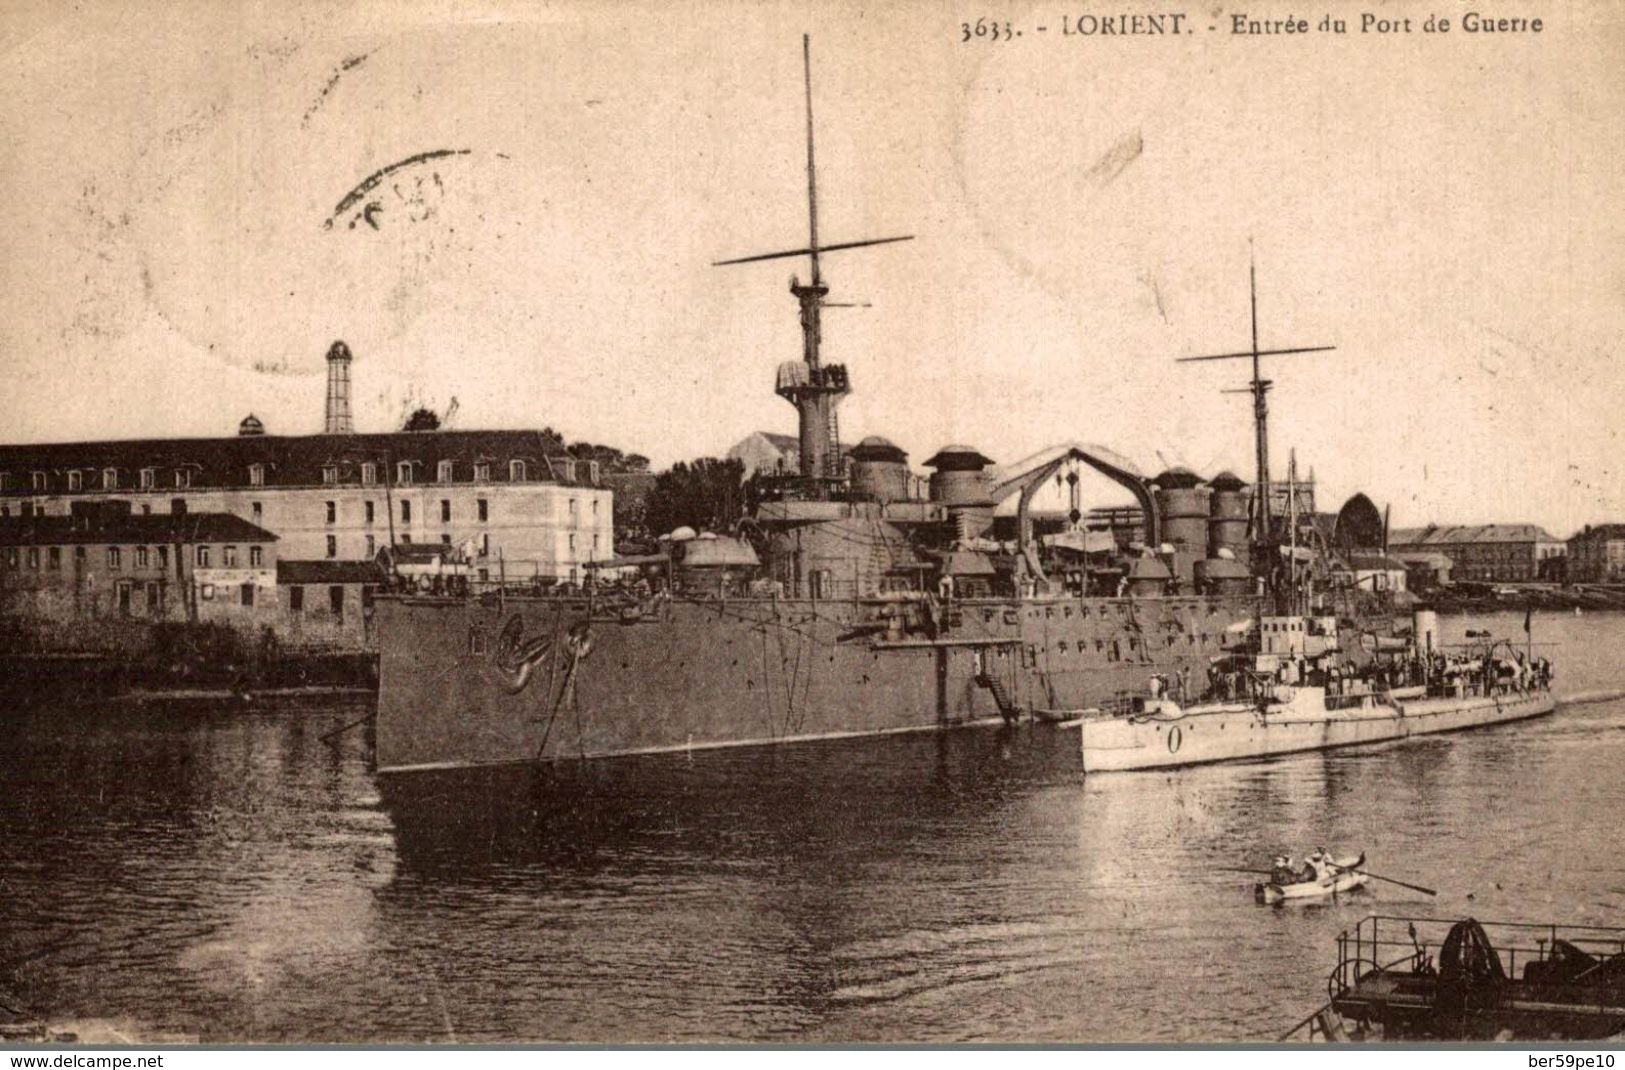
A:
[325, 340, 354, 434]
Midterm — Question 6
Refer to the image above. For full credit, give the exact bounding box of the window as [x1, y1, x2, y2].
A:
[322, 465, 338, 485]
[329, 585, 345, 616]
[245, 545, 260, 568]
[174, 469, 190, 488]
[563, 460, 577, 482]
[588, 460, 600, 484]
[196, 545, 211, 567]
[1, 505, 8, 517]
[593, 534, 600, 555]
[248, 464, 265, 486]
[200, 583, 214, 601]
[31, 472, 46, 491]
[157, 546, 168, 570]
[222, 545, 237, 568]
[241, 583, 255, 607]
[47, 547, 61, 570]
[4, 547, 16, 569]
[568, 533, 577, 554]
[364, 535, 374, 557]
[108, 547, 122, 570]
[68, 471, 83, 491]
[325, 501, 336, 524]
[592, 498, 599, 517]
[440, 499, 450, 523]
[401, 500, 411, 524]
[102, 468, 118, 489]
[438, 460, 453, 483]
[397, 462, 413, 486]
[289, 586, 304, 612]
[509, 460, 526, 482]
[141, 504, 151, 515]
[140, 468, 155, 490]
[251, 502, 262, 523]
[364, 501, 375, 525]
[401, 533, 412, 544]
[361, 463, 376, 486]
[326, 535, 337, 559]
[440, 534, 452, 545]
[477, 498, 488, 522]
[474, 462, 490, 482]
[26, 547, 39, 570]
[569, 498, 578, 517]
[135, 546, 149, 569]
[0, 474, 9, 491]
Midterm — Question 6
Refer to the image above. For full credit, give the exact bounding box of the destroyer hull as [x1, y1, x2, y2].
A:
[374, 592, 1263, 774]
[1080, 688, 1555, 773]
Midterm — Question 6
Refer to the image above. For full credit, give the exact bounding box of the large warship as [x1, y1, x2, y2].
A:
[372, 38, 1399, 775]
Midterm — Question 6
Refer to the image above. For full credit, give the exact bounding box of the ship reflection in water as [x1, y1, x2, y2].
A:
[2, 612, 1624, 1043]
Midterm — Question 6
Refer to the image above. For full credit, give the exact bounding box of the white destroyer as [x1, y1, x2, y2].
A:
[1078, 609, 1555, 773]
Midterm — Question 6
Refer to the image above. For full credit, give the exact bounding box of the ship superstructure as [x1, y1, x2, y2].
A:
[372, 37, 1396, 774]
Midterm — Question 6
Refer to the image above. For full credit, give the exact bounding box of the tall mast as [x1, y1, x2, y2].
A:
[713, 37, 913, 483]
[1175, 251, 1335, 601]
[1250, 255, 1269, 537]
[803, 34, 821, 291]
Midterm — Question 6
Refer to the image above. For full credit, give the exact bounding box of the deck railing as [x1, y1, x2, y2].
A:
[1332, 914, 1625, 1000]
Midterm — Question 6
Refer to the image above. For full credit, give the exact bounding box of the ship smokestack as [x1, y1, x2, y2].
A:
[324, 340, 354, 434]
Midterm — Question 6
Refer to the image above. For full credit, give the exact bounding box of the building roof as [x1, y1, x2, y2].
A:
[0, 429, 604, 495]
[1394, 551, 1454, 569]
[1390, 523, 1560, 546]
[1570, 524, 1625, 543]
[0, 512, 276, 546]
[1345, 554, 1410, 572]
[276, 559, 386, 585]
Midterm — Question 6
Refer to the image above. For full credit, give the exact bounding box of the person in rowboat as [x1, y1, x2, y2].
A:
[1270, 856, 1297, 885]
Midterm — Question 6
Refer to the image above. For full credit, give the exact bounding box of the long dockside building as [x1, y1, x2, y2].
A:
[0, 341, 614, 647]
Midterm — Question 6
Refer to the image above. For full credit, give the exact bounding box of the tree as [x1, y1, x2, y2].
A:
[645, 458, 746, 537]
[403, 408, 441, 432]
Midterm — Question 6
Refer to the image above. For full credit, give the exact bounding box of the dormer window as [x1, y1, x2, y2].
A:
[438, 460, 454, 483]
[396, 461, 414, 486]
[139, 468, 155, 490]
[361, 463, 376, 485]
[563, 460, 577, 483]
[30, 472, 46, 491]
[67, 471, 83, 491]
[174, 469, 191, 489]
[248, 463, 265, 487]
[588, 460, 601, 484]
[509, 460, 526, 482]
[321, 465, 338, 485]
[102, 468, 117, 489]
[474, 462, 490, 482]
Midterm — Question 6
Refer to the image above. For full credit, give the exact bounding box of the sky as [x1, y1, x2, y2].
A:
[1, 0, 1621, 535]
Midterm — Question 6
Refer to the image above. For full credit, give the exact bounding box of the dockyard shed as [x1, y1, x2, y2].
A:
[0, 506, 277, 631]
[275, 559, 386, 646]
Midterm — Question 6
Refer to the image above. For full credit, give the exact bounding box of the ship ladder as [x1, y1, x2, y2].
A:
[976, 671, 1021, 724]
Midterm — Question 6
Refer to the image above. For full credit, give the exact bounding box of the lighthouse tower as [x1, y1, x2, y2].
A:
[324, 340, 354, 434]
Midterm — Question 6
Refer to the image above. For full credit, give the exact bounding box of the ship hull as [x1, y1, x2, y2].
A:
[1079, 685, 1555, 773]
[374, 592, 1264, 774]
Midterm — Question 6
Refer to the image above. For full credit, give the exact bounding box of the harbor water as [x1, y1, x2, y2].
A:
[4, 611, 1624, 1043]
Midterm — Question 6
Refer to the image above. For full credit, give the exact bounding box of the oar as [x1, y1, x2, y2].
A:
[1333, 863, 1437, 897]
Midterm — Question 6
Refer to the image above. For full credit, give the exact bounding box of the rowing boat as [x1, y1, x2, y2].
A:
[1256, 853, 1367, 904]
